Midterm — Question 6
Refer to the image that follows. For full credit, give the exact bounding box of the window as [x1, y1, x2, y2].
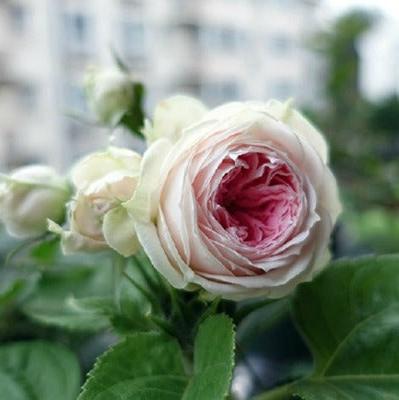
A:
[120, 0, 143, 7]
[17, 83, 37, 111]
[64, 84, 87, 112]
[270, 81, 295, 99]
[63, 13, 93, 53]
[269, 34, 294, 55]
[8, 4, 27, 33]
[178, 22, 200, 40]
[268, 0, 294, 8]
[200, 27, 244, 52]
[177, 81, 201, 96]
[201, 81, 240, 105]
[121, 21, 145, 57]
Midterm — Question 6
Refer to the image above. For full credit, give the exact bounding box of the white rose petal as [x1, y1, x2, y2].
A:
[103, 206, 140, 257]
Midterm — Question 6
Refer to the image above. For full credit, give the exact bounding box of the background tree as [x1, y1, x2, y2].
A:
[309, 10, 399, 255]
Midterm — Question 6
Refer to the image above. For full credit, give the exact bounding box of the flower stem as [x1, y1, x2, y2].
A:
[122, 269, 159, 308]
[131, 254, 158, 292]
[112, 254, 126, 313]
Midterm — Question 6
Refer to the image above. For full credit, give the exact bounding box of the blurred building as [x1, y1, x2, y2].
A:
[0, 0, 321, 170]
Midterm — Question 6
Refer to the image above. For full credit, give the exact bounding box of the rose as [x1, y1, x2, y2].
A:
[143, 95, 207, 144]
[49, 147, 141, 256]
[0, 165, 70, 238]
[84, 67, 134, 126]
[123, 99, 342, 299]
[121, 99, 341, 300]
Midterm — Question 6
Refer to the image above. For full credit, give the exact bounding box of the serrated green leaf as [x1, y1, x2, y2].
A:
[78, 332, 188, 400]
[86, 377, 188, 400]
[78, 314, 236, 400]
[255, 255, 399, 400]
[0, 341, 80, 400]
[183, 314, 235, 400]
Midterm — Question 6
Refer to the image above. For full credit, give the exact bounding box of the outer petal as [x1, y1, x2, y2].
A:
[71, 147, 141, 190]
[318, 168, 342, 225]
[103, 206, 140, 257]
[144, 95, 208, 144]
[264, 99, 329, 164]
[124, 139, 172, 222]
[9, 165, 67, 189]
[48, 220, 106, 254]
[134, 220, 186, 288]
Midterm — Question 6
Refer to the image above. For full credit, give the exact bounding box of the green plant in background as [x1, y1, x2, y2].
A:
[308, 10, 399, 255]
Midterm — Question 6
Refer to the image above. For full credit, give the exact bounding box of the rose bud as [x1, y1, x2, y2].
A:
[0, 165, 70, 238]
[84, 66, 134, 126]
[143, 95, 207, 144]
[122, 99, 342, 300]
[49, 147, 141, 257]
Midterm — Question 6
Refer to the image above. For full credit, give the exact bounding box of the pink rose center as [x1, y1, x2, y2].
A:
[212, 152, 302, 248]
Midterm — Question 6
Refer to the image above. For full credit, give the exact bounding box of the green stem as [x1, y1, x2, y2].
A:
[122, 270, 159, 309]
[147, 314, 176, 336]
[167, 284, 186, 321]
[131, 255, 159, 293]
[112, 254, 126, 313]
[194, 297, 221, 331]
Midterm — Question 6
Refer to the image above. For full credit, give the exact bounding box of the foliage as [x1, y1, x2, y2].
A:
[0, 341, 80, 400]
[255, 255, 399, 399]
[315, 10, 374, 117]
[78, 315, 235, 400]
[4, 227, 399, 399]
[308, 10, 399, 254]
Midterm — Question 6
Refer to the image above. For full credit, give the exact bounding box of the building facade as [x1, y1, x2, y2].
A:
[0, 0, 320, 170]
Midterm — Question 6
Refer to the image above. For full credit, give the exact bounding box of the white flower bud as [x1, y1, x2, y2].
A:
[49, 147, 141, 257]
[0, 165, 70, 238]
[84, 67, 134, 126]
[143, 95, 208, 144]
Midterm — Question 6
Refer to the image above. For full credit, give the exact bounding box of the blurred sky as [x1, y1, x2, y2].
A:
[323, 0, 399, 20]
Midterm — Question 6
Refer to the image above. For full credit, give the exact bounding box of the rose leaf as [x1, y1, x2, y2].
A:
[78, 332, 188, 400]
[0, 341, 80, 400]
[78, 314, 235, 400]
[183, 314, 236, 400]
[254, 254, 399, 399]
